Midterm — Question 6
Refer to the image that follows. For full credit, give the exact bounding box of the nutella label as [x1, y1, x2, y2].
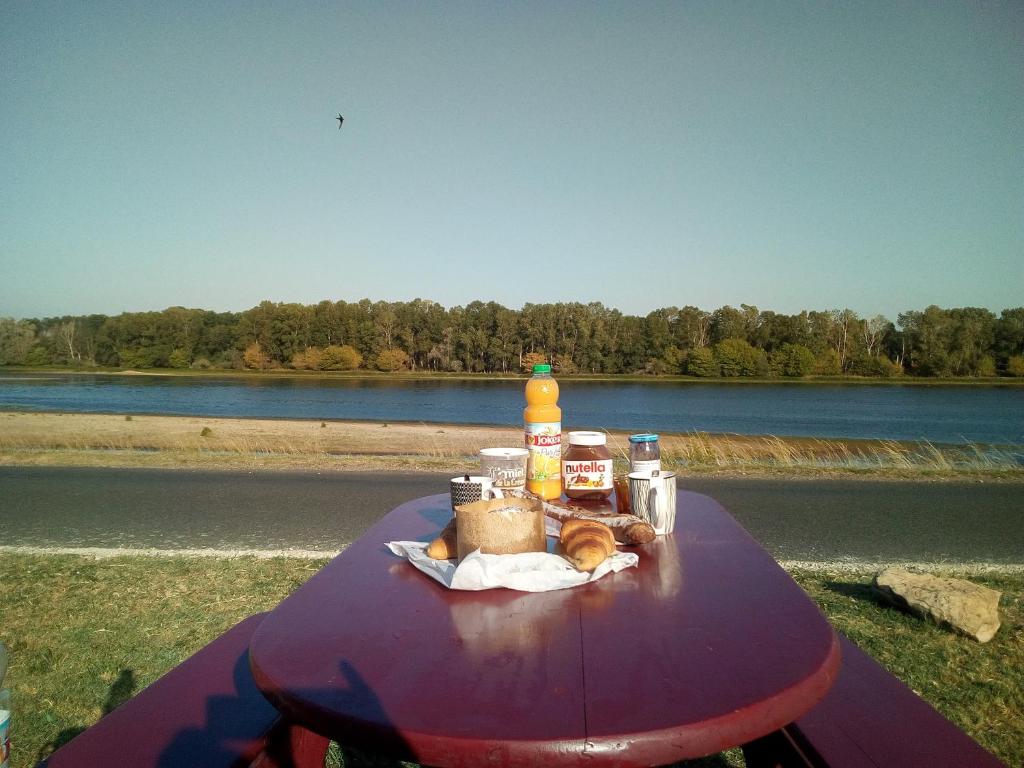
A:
[562, 458, 613, 490]
[525, 422, 561, 482]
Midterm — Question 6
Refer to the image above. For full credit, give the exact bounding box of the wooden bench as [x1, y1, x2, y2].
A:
[743, 633, 1006, 767]
[41, 613, 328, 768]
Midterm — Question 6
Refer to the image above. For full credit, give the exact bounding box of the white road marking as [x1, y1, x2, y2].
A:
[779, 559, 1024, 573]
[0, 545, 342, 559]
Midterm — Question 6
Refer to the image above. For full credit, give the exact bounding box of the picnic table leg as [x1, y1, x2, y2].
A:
[742, 729, 819, 768]
[250, 719, 330, 768]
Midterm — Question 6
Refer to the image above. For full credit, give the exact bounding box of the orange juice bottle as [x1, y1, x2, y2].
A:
[524, 363, 562, 499]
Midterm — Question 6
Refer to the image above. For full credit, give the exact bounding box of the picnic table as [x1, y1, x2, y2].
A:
[248, 490, 841, 766]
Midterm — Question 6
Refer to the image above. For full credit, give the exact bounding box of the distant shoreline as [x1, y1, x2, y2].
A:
[3, 366, 1023, 387]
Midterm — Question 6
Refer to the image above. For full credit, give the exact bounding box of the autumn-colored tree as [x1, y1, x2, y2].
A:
[375, 348, 410, 372]
[320, 344, 362, 370]
[243, 342, 270, 370]
[521, 351, 548, 372]
[1007, 355, 1024, 377]
[291, 347, 324, 370]
[553, 354, 578, 374]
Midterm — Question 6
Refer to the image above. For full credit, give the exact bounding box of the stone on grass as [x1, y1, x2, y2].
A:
[872, 567, 1001, 643]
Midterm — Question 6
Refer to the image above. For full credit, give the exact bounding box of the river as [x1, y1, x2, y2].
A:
[0, 372, 1021, 444]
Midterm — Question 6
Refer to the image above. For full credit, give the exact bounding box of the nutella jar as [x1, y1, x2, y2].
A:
[561, 431, 613, 500]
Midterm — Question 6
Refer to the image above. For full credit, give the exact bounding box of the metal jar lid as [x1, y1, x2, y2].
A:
[629, 433, 659, 443]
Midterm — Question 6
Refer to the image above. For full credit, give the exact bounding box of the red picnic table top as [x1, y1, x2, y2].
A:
[249, 490, 841, 767]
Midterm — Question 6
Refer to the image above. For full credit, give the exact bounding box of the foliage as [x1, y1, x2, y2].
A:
[167, 348, 191, 369]
[714, 339, 768, 377]
[976, 355, 997, 377]
[769, 343, 816, 377]
[553, 353, 578, 374]
[243, 342, 270, 370]
[814, 348, 843, 375]
[521, 351, 548, 372]
[686, 347, 717, 377]
[289, 347, 316, 370]
[4, 301, 1022, 378]
[0, 318, 36, 365]
[1008, 356, 1024, 377]
[375, 348, 410, 372]
[320, 345, 362, 371]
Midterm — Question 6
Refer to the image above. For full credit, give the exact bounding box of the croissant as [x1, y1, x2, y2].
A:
[427, 517, 458, 560]
[561, 519, 615, 572]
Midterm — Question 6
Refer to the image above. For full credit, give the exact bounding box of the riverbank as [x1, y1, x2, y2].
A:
[1, 411, 1020, 479]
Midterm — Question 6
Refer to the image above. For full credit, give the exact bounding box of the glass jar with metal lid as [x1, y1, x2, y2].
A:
[628, 433, 661, 473]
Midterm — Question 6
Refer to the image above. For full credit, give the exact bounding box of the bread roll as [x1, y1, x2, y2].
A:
[427, 517, 458, 560]
[455, 497, 546, 559]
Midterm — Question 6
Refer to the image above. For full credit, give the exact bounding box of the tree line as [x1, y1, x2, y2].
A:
[1, 300, 1022, 378]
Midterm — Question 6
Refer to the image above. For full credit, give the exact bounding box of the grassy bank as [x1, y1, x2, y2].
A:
[2, 554, 1020, 766]
[0, 411, 1021, 480]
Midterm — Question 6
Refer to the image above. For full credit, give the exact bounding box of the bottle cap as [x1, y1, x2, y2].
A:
[629, 433, 659, 443]
[531, 364, 552, 373]
[568, 431, 606, 446]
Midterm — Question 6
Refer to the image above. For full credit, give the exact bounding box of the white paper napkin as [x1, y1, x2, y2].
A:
[386, 541, 638, 592]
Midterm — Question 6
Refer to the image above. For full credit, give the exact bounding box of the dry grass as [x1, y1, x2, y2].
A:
[0, 411, 1020, 479]
[657, 431, 1022, 477]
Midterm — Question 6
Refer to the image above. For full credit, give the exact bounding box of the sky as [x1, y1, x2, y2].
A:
[1, 1, 1021, 321]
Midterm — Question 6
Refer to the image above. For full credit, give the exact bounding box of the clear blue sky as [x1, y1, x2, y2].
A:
[2, 2, 1021, 321]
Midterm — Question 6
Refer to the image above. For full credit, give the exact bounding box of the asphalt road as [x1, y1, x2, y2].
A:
[1, 467, 1021, 563]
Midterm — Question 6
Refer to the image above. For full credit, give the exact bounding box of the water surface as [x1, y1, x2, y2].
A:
[0, 373, 1021, 444]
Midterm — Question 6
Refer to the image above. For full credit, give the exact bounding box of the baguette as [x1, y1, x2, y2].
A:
[560, 519, 616, 572]
[508, 490, 656, 545]
[426, 517, 458, 560]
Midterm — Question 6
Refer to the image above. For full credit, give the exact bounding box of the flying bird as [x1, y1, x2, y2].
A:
[336, 114, 344, 129]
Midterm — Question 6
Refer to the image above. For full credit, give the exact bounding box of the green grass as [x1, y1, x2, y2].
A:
[790, 569, 1023, 766]
[1, 555, 322, 766]
[2, 556, 1020, 766]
